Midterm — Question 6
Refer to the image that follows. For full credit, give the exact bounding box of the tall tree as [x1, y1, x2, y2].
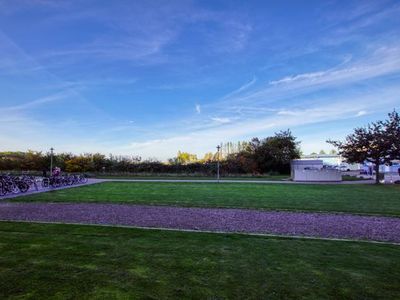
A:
[385, 110, 400, 160]
[328, 111, 400, 184]
[256, 130, 301, 173]
[235, 130, 301, 174]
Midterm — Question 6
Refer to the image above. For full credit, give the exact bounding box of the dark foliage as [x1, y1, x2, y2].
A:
[225, 130, 301, 174]
[328, 110, 400, 184]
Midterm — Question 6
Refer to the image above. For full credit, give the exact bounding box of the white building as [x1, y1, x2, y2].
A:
[291, 159, 342, 182]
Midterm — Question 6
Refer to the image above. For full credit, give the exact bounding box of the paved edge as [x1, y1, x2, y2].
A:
[1, 219, 399, 246]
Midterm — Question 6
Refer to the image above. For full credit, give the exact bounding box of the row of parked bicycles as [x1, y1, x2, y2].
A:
[0, 174, 88, 196]
[0, 174, 36, 195]
[41, 174, 88, 188]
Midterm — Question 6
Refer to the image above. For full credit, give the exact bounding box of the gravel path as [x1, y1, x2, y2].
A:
[0, 202, 398, 243]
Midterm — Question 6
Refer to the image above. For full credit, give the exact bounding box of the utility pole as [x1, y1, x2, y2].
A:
[50, 147, 54, 175]
[216, 145, 221, 182]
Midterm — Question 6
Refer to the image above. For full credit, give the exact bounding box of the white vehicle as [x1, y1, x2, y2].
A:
[339, 162, 360, 172]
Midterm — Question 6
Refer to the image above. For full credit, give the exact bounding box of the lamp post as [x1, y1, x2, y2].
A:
[50, 147, 54, 175]
[216, 145, 221, 182]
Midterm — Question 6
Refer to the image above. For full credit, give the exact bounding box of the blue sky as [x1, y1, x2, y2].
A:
[0, 0, 399, 160]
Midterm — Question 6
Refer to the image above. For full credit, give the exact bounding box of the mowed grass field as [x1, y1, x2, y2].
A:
[95, 174, 290, 180]
[0, 222, 399, 299]
[15, 182, 400, 216]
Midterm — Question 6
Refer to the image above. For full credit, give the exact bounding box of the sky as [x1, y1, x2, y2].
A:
[0, 0, 399, 160]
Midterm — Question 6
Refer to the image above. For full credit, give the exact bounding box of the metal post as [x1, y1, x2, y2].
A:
[50, 147, 54, 175]
[216, 145, 221, 182]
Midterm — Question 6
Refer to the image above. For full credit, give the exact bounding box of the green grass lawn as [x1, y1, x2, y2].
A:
[0, 221, 399, 299]
[15, 182, 400, 216]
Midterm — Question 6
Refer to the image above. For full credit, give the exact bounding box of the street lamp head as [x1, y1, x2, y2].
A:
[216, 145, 221, 151]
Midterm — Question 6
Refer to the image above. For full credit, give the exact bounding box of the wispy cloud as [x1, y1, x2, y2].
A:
[333, 2, 400, 35]
[215, 45, 400, 112]
[26, 2, 254, 67]
[269, 47, 400, 87]
[356, 110, 367, 117]
[195, 104, 201, 114]
[0, 0, 69, 14]
[277, 110, 302, 116]
[321, 1, 390, 26]
[42, 33, 175, 65]
[269, 71, 328, 85]
[120, 105, 344, 158]
[221, 76, 257, 100]
[1, 92, 70, 111]
[41, 78, 138, 90]
[124, 82, 400, 159]
[210, 21, 253, 53]
[211, 117, 231, 124]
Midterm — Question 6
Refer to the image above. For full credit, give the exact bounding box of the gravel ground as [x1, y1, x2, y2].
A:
[0, 202, 398, 243]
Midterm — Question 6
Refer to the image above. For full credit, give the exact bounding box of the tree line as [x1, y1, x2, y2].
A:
[0, 130, 300, 175]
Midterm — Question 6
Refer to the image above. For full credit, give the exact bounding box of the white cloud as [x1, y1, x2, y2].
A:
[277, 110, 301, 116]
[269, 71, 327, 85]
[195, 104, 201, 114]
[356, 110, 367, 117]
[211, 117, 231, 124]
